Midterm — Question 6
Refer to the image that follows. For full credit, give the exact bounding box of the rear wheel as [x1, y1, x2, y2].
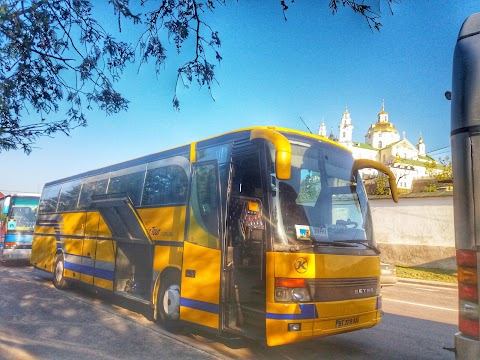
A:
[53, 254, 70, 290]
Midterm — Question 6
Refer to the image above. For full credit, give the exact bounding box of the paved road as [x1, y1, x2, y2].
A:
[0, 265, 458, 360]
[0, 265, 219, 360]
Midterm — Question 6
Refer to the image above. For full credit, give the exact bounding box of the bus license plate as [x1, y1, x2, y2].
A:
[336, 317, 359, 328]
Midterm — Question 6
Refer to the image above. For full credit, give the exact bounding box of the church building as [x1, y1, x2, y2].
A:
[319, 102, 438, 193]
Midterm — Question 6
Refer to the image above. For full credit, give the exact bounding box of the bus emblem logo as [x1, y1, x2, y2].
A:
[294, 257, 308, 273]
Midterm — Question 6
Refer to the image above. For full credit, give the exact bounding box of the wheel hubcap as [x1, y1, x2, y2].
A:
[55, 260, 64, 282]
[162, 285, 180, 319]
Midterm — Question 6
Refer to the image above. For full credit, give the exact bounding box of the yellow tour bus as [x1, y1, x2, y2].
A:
[31, 126, 398, 346]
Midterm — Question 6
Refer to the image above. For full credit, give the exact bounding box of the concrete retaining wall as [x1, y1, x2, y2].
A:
[369, 194, 456, 270]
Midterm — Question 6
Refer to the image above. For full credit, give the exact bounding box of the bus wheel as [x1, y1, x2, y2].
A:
[53, 254, 70, 290]
[157, 276, 181, 330]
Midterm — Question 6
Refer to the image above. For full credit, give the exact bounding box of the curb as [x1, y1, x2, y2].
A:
[398, 277, 458, 289]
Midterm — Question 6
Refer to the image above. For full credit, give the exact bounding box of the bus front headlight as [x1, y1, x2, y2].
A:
[274, 278, 312, 302]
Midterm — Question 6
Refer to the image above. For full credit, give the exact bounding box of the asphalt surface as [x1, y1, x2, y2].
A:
[397, 277, 458, 289]
[0, 265, 459, 360]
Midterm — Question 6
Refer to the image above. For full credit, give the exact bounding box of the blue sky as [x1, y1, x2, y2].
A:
[1, 1, 477, 194]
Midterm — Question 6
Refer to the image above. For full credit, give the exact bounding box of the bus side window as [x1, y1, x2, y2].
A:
[142, 165, 188, 206]
[78, 179, 108, 209]
[57, 181, 82, 212]
[187, 163, 220, 249]
[107, 170, 145, 206]
[39, 185, 62, 214]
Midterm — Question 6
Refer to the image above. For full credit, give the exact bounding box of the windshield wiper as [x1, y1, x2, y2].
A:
[289, 244, 314, 252]
[334, 240, 381, 254]
[290, 241, 357, 252]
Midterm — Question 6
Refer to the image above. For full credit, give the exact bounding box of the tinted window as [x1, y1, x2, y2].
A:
[39, 185, 62, 213]
[142, 165, 188, 206]
[58, 181, 82, 212]
[78, 178, 108, 209]
[108, 170, 145, 206]
[187, 162, 220, 249]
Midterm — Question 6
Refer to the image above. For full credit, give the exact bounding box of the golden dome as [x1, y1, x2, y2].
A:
[369, 122, 398, 133]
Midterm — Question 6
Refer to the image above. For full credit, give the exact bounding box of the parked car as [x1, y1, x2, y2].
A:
[380, 262, 398, 286]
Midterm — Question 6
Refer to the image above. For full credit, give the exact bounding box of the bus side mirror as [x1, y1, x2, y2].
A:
[250, 128, 292, 180]
[2, 197, 10, 214]
[352, 159, 399, 203]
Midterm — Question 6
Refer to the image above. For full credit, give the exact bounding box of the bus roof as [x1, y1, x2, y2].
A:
[43, 126, 348, 188]
[0, 193, 41, 199]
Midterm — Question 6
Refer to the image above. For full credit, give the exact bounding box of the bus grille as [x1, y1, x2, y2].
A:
[305, 277, 379, 302]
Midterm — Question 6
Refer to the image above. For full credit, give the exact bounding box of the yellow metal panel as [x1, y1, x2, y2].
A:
[81, 239, 96, 284]
[153, 244, 183, 274]
[97, 215, 111, 238]
[64, 269, 76, 280]
[180, 241, 221, 329]
[31, 234, 56, 272]
[265, 252, 276, 304]
[79, 273, 94, 284]
[96, 240, 116, 262]
[82, 239, 96, 259]
[274, 252, 380, 278]
[139, 206, 186, 274]
[94, 278, 113, 291]
[138, 207, 186, 238]
[64, 238, 83, 257]
[85, 211, 100, 237]
[181, 242, 220, 303]
[273, 252, 315, 279]
[266, 318, 313, 346]
[62, 212, 86, 236]
[180, 308, 219, 329]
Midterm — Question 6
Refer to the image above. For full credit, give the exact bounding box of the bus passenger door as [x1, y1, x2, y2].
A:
[181, 161, 223, 330]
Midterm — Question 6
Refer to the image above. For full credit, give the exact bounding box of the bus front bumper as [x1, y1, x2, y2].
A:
[455, 332, 480, 359]
[1, 248, 31, 262]
[266, 299, 382, 346]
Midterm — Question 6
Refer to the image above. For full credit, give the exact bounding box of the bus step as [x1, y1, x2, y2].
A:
[116, 290, 150, 305]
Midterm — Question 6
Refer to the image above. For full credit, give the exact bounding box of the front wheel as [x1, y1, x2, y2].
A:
[53, 254, 70, 290]
[156, 275, 181, 330]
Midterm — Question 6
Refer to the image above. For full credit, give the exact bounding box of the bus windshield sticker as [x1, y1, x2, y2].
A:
[295, 225, 329, 241]
[295, 225, 312, 240]
[7, 219, 16, 230]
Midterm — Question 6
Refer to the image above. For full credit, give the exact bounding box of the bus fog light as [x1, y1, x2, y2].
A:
[275, 288, 289, 302]
[288, 323, 301, 332]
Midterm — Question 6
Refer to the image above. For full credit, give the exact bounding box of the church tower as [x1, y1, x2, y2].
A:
[365, 100, 400, 149]
[417, 132, 426, 156]
[318, 119, 327, 137]
[378, 99, 389, 123]
[338, 106, 353, 146]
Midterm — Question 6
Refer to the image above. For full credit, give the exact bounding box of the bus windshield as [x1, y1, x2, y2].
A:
[271, 136, 374, 250]
[9, 197, 38, 231]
